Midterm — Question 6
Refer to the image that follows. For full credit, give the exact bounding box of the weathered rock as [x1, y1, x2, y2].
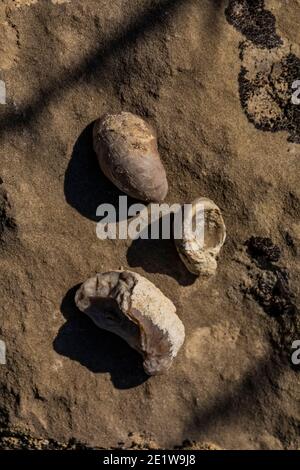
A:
[93, 112, 168, 202]
[1, 0, 299, 451]
[75, 270, 185, 375]
[0, 180, 17, 238]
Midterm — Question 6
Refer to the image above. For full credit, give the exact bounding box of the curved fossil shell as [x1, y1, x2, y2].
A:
[75, 270, 185, 375]
[93, 112, 168, 202]
[175, 197, 226, 277]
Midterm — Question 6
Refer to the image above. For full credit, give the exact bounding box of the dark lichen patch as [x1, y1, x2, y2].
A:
[0, 181, 17, 239]
[225, 0, 282, 49]
[245, 237, 297, 318]
[243, 235, 299, 361]
[250, 267, 296, 317]
[225, 1, 300, 142]
[246, 236, 281, 263]
[239, 50, 300, 143]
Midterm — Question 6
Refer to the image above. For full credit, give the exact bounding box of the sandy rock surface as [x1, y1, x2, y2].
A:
[0, 0, 299, 449]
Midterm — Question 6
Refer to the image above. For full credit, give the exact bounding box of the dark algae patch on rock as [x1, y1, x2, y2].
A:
[238, 49, 300, 143]
[225, 0, 282, 49]
[250, 268, 296, 317]
[226, 0, 300, 142]
[247, 236, 281, 264]
[246, 237, 297, 317]
[243, 236, 299, 365]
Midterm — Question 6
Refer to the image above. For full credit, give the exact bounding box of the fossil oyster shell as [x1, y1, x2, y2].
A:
[75, 270, 185, 375]
[175, 197, 226, 277]
[93, 112, 168, 202]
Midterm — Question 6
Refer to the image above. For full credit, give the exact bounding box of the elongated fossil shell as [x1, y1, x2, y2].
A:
[93, 112, 168, 202]
[175, 197, 226, 277]
[75, 270, 185, 375]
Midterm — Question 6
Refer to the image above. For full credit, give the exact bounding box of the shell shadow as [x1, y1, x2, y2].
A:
[53, 285, 149, 390]
[64, 121, 138, 222]
[126, 215, 197, 286]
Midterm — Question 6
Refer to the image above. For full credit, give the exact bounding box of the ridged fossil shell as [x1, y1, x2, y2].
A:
[75, 270, 185, 375]
[93, 112, 168, 202]
[175, 197, 226, 277]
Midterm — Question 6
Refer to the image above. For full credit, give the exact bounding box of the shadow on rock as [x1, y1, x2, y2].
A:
[64, 121, 138, 222]
[126, 217, 197, 286]
[53, 285, 149, 390]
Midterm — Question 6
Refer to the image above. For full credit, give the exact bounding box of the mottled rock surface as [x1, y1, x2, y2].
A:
[0, 0, 299, 450]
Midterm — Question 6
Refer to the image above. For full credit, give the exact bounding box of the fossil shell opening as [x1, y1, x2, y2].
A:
[175, 197, 226, 277]
[75, 271, 185, 375]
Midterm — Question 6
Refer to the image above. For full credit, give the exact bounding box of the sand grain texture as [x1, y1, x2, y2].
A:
[0, 0, 299, 450]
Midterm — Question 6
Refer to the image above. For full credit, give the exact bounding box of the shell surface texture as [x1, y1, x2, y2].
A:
[93, 112, 169, 202]
[75, 270, 185, 375]
[175, 197, 226, 277]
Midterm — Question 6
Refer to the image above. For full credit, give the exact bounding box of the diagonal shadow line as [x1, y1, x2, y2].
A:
[180, 354, 289, 447]
[0, 0, 188, 139]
